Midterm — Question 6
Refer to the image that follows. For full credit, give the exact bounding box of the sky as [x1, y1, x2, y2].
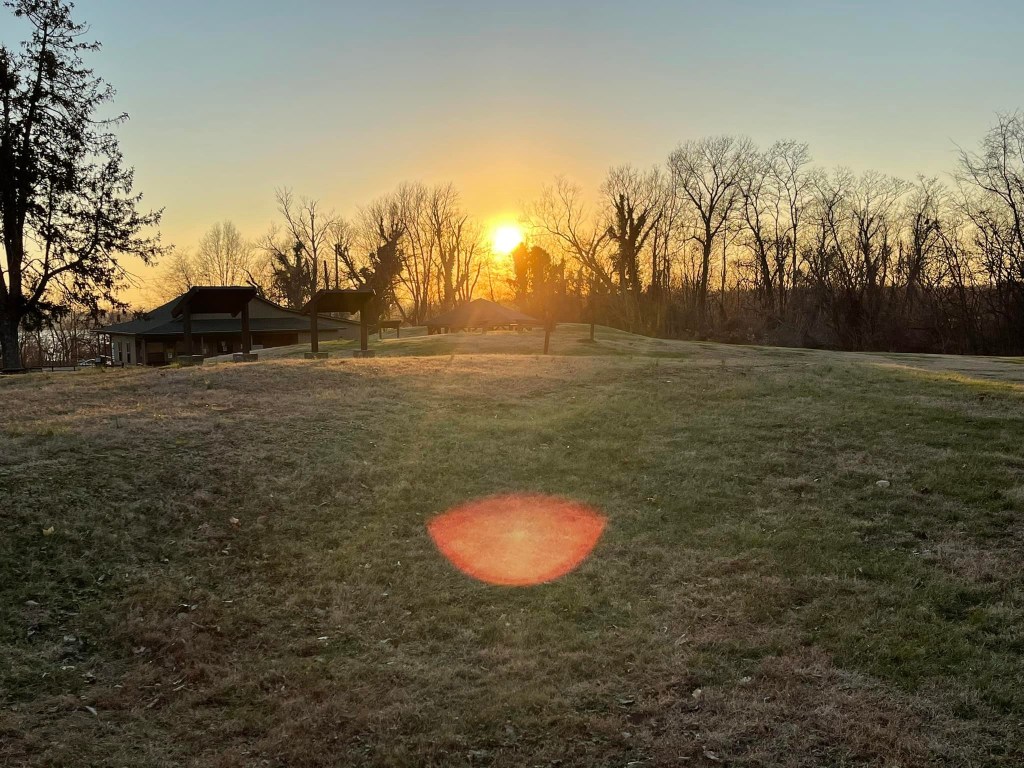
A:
[6, 1, 1024, 303]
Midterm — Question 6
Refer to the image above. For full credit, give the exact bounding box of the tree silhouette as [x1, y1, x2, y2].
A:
[0, 0, 162, 370]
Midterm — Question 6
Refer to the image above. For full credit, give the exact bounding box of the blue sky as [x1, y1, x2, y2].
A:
[5, 0, 1023, 289]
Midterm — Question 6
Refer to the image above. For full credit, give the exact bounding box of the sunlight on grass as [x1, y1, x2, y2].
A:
[2, 338, 1023, 766]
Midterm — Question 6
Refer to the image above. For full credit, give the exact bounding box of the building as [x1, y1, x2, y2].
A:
[99, 290, 361, 365]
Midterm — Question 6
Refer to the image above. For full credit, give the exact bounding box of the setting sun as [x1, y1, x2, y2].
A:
[491, 224, 524, 255]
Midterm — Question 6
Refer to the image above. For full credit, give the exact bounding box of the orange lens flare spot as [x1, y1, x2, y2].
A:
[427, 494, 607, 586]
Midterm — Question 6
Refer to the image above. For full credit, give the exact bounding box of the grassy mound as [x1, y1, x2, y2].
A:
[2, 334, 1022, 766]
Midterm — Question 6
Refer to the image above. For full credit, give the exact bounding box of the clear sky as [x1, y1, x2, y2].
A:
[6, 1, 1024, 299]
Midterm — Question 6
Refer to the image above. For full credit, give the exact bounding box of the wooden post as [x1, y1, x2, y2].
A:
[590, 322, 595, 342]
[360, 308, 369, 352]
[241, 302, 251, 353]
[310, 296, 319, 354]
[183, 301, 192, 356]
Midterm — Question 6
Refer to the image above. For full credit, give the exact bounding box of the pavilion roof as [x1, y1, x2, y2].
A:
[171, 286, 258, 318]
[301, 289, 376, 315]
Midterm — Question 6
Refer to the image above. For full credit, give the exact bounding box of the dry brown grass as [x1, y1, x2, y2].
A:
[2, 330, 1023, 766]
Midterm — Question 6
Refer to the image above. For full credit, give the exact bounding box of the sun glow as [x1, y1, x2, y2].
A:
[491, 224, 524, 255]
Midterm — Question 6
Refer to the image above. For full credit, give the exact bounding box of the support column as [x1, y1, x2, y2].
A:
[310, 297, 319, 354]
[304, 295, 327, 359]
[183, 302, 192, 355]
[354, 301, 376, 358]
[241, 303, 252, 353]
[177, 301, 203, 365]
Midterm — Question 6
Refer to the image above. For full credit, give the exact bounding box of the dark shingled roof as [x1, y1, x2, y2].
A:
[301, 288, 376, 315]
[426, 298, 541, 329]
[172, 286, 258, 317]
[100, 293, 358, 337]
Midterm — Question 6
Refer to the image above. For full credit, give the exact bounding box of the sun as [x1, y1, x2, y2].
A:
[492, 224, 524, 255]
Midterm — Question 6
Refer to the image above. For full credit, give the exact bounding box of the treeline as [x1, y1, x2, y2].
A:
[18, 309, 117, 367]
[526, 114, 1024, 354]
[163, 114, 1024, 355]
[160, 183, 491, 325]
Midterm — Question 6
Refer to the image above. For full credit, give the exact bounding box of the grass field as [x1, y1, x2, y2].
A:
[2, 325, 1023, 766]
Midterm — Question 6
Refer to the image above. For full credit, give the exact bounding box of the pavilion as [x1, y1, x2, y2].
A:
[99, 287, 360, 365]
[301, 288, 377, 357]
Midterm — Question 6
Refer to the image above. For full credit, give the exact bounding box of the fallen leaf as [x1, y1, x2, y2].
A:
[42, 526, 55, 536]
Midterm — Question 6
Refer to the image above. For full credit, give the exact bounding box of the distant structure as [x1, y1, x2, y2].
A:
[99, 288, 360, 365]
[301, 288, 376, 358]
[426, 298, 542, 334]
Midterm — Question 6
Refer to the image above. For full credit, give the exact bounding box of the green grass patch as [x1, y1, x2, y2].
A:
[1, 332, 1023, 766]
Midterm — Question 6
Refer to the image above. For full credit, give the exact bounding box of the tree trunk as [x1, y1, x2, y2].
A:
[697, 238, 713, 331]
[1, 312, 22, 370]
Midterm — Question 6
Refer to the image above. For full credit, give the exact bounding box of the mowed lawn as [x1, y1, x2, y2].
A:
[2, 326, 1023, 767]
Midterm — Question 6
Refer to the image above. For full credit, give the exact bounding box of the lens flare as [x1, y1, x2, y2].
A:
[427, 494, 606, 586]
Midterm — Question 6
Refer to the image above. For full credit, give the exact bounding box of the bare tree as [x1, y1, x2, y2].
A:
[957, 112, 1024, 269]
[668, 136, 754, 328]
[262, 231, 314, 308]
[159, 247, 197, 299]
[257, 189, 338, 307]
[155, 221, 255, 301]
[526, 176, 613, 291]
[451, 222, 485, 305]
[425, 183, 484, 311]
[898, 177, 946, 320]
[327, 217, 356, 290]
[738, 141, 812, 312]
[803, 169, 907, 347]
[932, 208, 985, 352]
[648, 179, 687, 295]
[194, 221, 252, 285]
[349, 190, 409, 320]
[275, 189, 336, 291]
[601, 165, 665, 304]
[396, 182, 436, 324]
[956, 113, 1024, 346]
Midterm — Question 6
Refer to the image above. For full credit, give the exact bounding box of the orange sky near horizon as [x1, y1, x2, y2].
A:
[117, 132, 609, 307]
